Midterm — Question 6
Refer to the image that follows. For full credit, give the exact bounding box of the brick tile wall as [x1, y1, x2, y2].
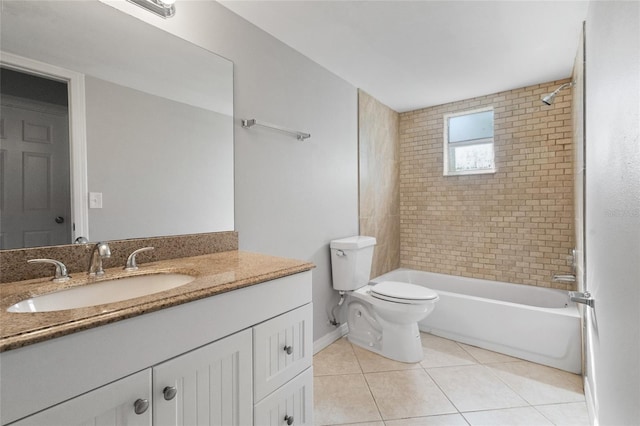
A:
[398, 79, 575, 290]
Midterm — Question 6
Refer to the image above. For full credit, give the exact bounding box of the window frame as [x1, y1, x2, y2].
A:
[443, 106, 496, 176]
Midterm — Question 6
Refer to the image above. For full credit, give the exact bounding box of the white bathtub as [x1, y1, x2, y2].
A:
[371, 268, 582, 374]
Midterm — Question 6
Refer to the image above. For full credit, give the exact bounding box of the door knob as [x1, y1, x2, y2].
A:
[283, 345, 293, 355]
[55, 216, 64, 224]
[284, 414, 294, 425]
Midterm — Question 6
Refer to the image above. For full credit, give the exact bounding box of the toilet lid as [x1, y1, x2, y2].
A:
[370, 281, 438, 303]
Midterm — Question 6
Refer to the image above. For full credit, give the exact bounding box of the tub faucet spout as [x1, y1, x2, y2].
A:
[89, 242, 111, 276]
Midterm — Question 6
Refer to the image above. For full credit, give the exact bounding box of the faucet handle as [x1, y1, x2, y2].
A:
[124, 247, 154, 271]
[28, 259, 70, 282]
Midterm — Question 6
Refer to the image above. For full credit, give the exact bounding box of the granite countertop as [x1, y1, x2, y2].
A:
[0, 251, 314, 352]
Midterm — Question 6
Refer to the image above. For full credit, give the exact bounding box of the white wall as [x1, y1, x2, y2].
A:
[86, 76, 234, 240]
[104, 0, 359, 342]
[584, 1, 640, 424]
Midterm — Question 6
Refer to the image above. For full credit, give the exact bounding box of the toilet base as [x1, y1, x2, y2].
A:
[347, 301, 424, 363]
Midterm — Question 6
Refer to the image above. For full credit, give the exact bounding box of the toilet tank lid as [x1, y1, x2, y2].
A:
[330, 236, 377, 249]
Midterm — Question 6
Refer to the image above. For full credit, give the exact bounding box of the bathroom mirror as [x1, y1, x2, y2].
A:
[0, 0, 234, 249]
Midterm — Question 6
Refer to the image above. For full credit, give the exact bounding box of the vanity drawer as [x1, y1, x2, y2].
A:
[253, 303, 313, 401]
[254, 368, 313, 426]
[10, 369, 152, 426]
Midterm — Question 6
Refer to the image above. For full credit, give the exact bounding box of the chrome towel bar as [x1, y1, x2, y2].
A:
[241, 118, 311, 141]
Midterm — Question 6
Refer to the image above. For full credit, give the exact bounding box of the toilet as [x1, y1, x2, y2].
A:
[330, 236, 439, 363]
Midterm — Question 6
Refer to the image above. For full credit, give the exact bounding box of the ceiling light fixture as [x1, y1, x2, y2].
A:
[127, 0, 176, 18]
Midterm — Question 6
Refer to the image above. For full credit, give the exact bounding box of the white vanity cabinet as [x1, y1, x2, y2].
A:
[10, 329, 254, 426]
[253, 303, 313, 401]
[1, 270, 313, 426]
[253, 303, 314, 426]
[153, 329, 253, 426]
[253, 368, 314, 426]
[10, 370, 152, 426]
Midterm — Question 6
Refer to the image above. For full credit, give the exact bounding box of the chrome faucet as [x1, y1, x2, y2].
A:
[124, 247, 154, 271]
[28, 258, 70, 282]
[88, 242, 111, 276]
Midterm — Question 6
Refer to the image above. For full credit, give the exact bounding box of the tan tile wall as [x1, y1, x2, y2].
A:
[358, 90, 400, 278]
[399, 80, 575, 290]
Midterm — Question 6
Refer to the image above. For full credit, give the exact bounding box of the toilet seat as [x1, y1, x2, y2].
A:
[370, 281, 438, 305]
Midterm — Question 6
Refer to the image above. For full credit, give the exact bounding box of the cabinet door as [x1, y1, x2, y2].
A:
[254, 368, 313, 426]
[253, 304, 313, 401]
[153, 329, 252, 426]
[10, 370, 151, 426]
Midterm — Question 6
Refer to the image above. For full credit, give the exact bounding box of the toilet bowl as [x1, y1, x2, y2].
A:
[330, 236, 439, 363]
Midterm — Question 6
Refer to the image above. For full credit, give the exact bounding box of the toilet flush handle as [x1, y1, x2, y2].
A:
[335, 250, 346, 257]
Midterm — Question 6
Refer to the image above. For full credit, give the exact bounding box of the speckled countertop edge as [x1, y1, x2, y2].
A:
[0, 251, 314, 352]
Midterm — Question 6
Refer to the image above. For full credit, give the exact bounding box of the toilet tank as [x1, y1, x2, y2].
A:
[330, 236, 376, 291]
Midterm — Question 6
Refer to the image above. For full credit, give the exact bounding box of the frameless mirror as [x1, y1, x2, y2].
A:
[0, 0, 234, 249]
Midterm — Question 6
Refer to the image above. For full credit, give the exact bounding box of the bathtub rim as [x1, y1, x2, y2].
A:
[371, 267, 579, 314]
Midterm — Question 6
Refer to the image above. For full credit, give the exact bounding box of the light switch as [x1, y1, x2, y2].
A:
[89, 192, 103, 209]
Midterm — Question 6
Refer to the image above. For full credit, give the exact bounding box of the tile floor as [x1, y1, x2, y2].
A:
[313, 333, 589, 426]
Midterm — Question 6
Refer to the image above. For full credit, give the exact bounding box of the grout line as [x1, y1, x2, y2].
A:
[316, 333, 587, 425]
[420, 364, 465, 418]
[530, 404, 559, 425]
[356, 347, 386, 423]
[361, 372, 385, 423]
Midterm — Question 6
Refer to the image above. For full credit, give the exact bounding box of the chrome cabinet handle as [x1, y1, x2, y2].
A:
[284, 414, 294, 425]
[133, 398, 149, 415]
[163, 386, 177, 401]
[27, 259, 70, 282]
[283, 345, 293, 355]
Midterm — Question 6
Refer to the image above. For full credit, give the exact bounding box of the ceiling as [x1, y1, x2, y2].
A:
[218, 1, 588, 112]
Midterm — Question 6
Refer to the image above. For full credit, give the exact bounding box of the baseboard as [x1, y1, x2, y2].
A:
[313, 323, 348, 354]
[584, 376, 597, 425]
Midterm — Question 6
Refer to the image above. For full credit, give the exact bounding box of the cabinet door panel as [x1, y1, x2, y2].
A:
[153, 329, 252, 426]
[11, 370, 151, 426]
[254, 368, 313, 426]
[253, 304, 313, 401]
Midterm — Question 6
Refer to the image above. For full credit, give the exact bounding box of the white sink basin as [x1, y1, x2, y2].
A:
[7, 273, 196, 313]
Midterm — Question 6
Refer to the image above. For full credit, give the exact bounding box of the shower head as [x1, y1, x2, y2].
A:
[541, 81, 574, 105]
[541, 93, 556, 105]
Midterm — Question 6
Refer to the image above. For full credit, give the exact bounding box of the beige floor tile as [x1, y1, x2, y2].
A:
[534, 402, 591, 426]
[420, 334, 478, 368]
[365, 369, 457, 420]
[385, 413, 469, 425]
[313, 374, 382, 425]
[457, 343, 521, 364]
[462, 406, 554, 425]
[488, 361, 585, 405]
[314, 337, 362, 376]
[352, 343, 422, 373]
[427, 365, 527, 412]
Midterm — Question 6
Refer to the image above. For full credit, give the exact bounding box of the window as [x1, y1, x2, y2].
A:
[444, 107, 495, 176]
